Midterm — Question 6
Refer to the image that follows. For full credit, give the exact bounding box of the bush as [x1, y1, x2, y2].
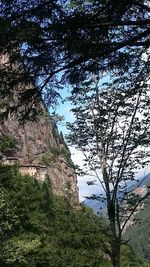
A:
[0, 164, 148, 267]
[0, 135, 16, 154]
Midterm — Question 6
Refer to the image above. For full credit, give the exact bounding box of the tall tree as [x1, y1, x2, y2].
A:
[0, 0, 150, 108]
[67, 69, 150, 267]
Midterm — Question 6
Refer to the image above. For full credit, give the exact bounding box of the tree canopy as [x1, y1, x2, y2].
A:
[0, 164, 108, 267]
[67, 74, 150, 267]
[0, 163, 149, 267]
[0, 0, 150, 108]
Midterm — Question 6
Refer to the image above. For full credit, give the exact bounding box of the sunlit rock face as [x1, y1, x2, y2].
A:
[0, 54, 79, 205]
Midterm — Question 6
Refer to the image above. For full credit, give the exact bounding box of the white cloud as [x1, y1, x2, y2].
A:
[70, 146, 104, 202]
[77, 175, 103, 202]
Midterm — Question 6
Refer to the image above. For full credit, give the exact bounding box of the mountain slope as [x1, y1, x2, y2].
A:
[0, 54, 78, 204]
[124, 198, 150, 262]
[83, 173, 150, 215]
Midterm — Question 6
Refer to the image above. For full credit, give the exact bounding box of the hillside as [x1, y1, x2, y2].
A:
[1, 53, 150, 266]
[83, 174, 150, 264]
[0, 164, 149, 267]
[0, 54, 78, 204]
[83, 173, 150, 216]
[0, 164, 108, 267]
[124, 177, 150, 263]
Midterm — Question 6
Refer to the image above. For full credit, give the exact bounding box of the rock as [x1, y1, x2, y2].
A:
[0, 54, 79, 205]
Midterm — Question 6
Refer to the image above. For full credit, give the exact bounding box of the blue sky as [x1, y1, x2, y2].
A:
[52, 73, 150, 202]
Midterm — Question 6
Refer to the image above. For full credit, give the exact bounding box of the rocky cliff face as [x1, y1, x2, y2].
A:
[0, 54, 79, 204]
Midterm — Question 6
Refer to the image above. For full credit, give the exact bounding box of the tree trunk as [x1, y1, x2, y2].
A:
[111, 238, 120, 267]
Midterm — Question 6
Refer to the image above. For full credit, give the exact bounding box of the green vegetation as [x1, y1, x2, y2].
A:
[67, 76, 150, 267]
[51, 146, 75, 168]
[1, 1, 149, 110]
[40, 153, 54, 166]
[0, 164, 148, 267]
[0, 135, 15, 154]
[59, 131, 70, 151]
[1, 2, 149, 267]
[120, 245, 149, 267]
[0, 164, 108, 266]
[124, 197, 150, 263]
[40, 147, 75, 169]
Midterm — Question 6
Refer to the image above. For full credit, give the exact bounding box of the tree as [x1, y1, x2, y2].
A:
[124, 182, 150, 263]
[0, 164, 110, 267]
[0, 0, 150, 109]
[0, 164, 149, 267]
[67, 71, 150, 267]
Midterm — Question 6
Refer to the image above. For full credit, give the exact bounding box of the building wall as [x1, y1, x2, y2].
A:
[4, 159, 18, 165]
[20, 166, 37, 177]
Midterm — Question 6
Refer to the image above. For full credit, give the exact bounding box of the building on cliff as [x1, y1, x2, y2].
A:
[2, 156, 47, 181]
[0, 54, 79, 204]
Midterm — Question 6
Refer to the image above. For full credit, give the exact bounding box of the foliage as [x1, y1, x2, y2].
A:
[0, 164, 148, 266]
[0, 135, 15, 154]
[40, 153, 53, 166]
[40, 143, 75, 168]
[51, 146, 75, 168]
[67, 76, 150, 266]
[0, 164, 53, 266]
[120, 245, 149, 267]
[59, 131, 70, 152]
[0, 164, 108, 266]
[0, 0, 149, 112]
[124, 195, 150, 263]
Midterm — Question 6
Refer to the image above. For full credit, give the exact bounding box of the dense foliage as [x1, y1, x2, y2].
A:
[0, 164, 149, 266]
[0, 164, 109, 267]
[0, 0, 149, 112]
[0, 1, 150, 266]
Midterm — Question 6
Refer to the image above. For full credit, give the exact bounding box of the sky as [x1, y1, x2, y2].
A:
[52, 74, 150, 202]
[50, 85, 102, 202]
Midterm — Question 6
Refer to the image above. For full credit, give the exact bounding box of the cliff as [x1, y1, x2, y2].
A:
[0, 54, 79, 204]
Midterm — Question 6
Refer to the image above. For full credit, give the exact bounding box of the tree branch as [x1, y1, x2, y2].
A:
[121, 190, 150, 233]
